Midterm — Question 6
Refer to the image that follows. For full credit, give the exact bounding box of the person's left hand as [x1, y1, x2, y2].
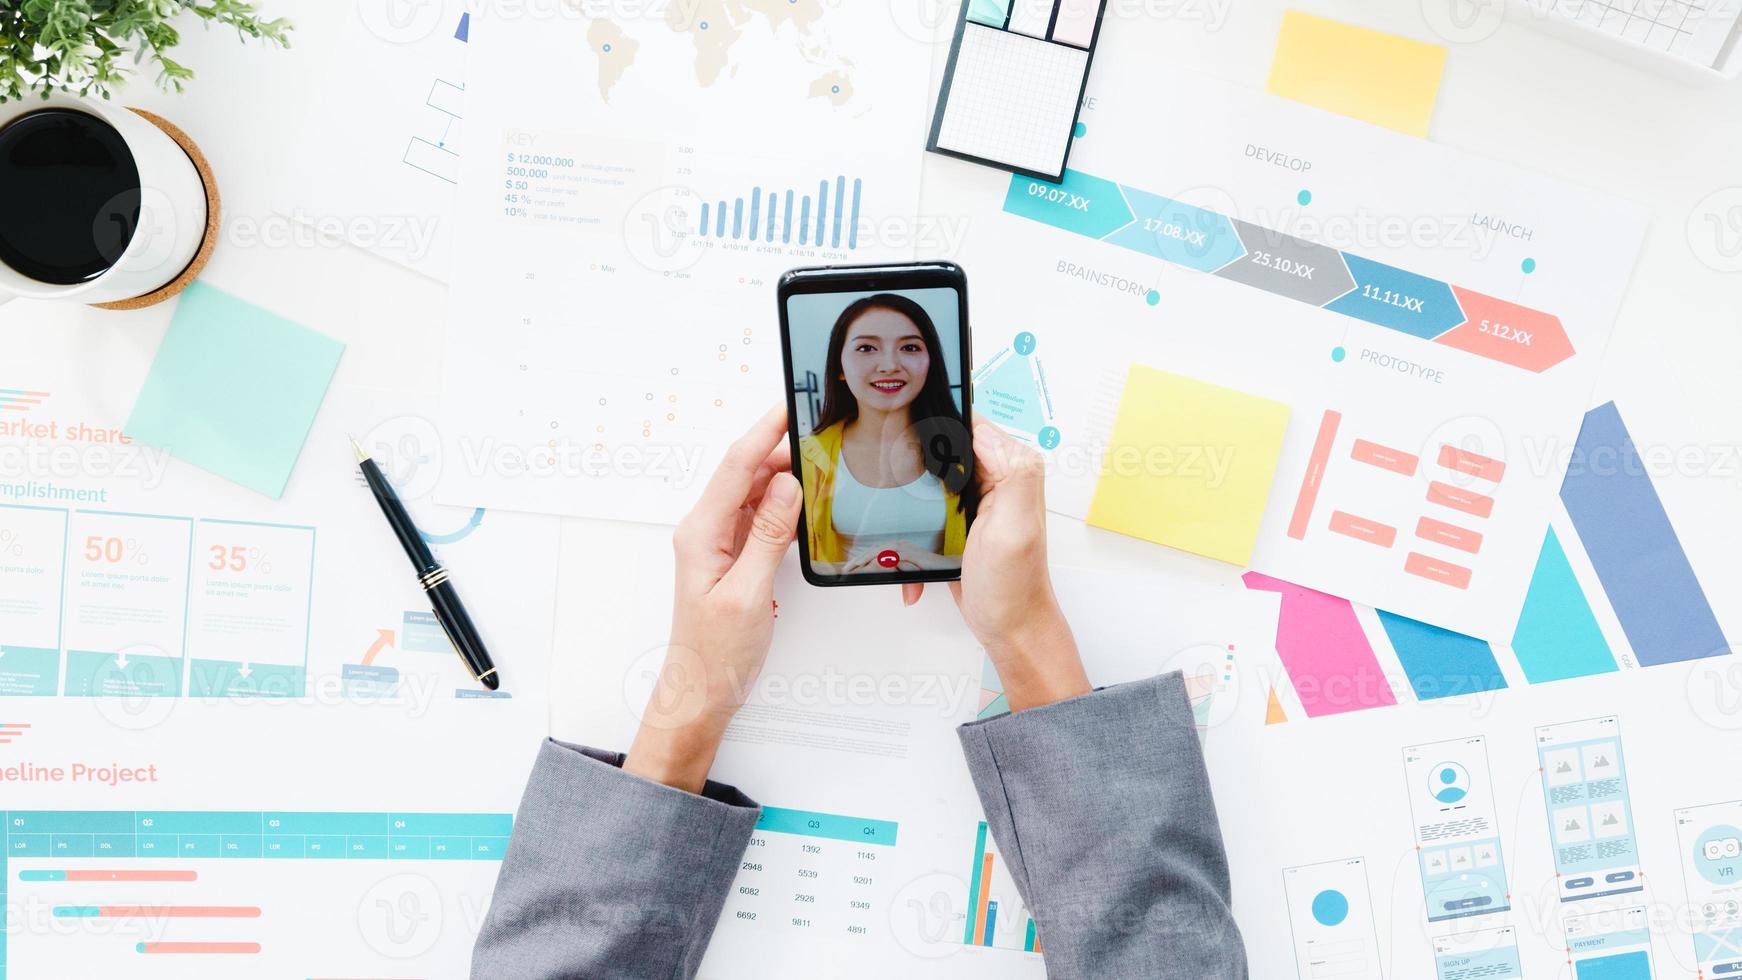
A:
[624, 407, 802, 794]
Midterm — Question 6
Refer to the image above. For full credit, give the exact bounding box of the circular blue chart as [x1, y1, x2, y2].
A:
[1430, 762, 1471, 804]
[418, 507, 487, 545]
[1311, 889, 1349, 927]
[1695, 826, 1742, 885]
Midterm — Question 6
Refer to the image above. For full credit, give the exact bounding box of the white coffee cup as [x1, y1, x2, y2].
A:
[0, 95, 209, 307]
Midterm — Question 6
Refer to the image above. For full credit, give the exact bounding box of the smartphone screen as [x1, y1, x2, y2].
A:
[779, 263, 974, 586]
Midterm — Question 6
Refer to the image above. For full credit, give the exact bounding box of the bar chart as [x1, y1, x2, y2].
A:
[2, 809, 511, 978]
[696, 176, 866, 250]
[960, 821, 1042, 954]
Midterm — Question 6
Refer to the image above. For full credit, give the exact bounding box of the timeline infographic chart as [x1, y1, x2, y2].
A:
[0, 686, 543, 980]
[1, 810, 509, 978]
[1005, 171, 1575, 373]
[931, 59, 1648, 643]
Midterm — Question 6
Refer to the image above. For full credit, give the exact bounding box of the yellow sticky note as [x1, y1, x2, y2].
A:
[1086, 366, 1290, 566]
[1265, 10, 1447, 138]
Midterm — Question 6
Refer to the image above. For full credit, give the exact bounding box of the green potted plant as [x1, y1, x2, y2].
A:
[1, 0, 291, 103]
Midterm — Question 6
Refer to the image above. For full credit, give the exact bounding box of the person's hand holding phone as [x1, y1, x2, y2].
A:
[624, 407, 802, 794]
[623, 404, 1091, 801]
[906, 422, 1091, 712]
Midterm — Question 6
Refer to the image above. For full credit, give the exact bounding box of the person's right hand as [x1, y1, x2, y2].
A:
[906, 422, 1091, 712]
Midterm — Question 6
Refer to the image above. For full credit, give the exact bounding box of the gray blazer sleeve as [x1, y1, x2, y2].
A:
[957, 671, 1248, 979]
[471, 739, 760, 980]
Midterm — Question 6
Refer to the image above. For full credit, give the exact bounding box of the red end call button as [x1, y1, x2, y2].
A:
[876, 550, 900, 569]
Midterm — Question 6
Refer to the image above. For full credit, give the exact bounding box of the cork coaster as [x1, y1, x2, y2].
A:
[90, 108, 221, 312]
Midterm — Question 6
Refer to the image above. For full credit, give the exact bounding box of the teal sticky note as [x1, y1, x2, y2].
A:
[125, 283, 344, 498]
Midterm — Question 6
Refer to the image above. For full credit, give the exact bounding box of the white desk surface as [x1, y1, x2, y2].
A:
[2, 0, 1738, 743]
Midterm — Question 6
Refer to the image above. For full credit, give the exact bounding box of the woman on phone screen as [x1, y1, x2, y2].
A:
[798, 293, 976, 574]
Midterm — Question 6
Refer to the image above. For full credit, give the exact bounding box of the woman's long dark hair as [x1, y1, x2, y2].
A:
[812, 293, 977, 519]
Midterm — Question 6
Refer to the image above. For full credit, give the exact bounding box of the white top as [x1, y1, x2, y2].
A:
[831, 456, 947, 556]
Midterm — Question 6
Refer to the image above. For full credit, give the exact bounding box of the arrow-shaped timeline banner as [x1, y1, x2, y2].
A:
[1003, 171, 1573, 373]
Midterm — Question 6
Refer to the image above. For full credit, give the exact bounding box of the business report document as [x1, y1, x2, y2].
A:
[930, 55, 1647, 642]
[438, 2, 934, 523]
[0, 361, 558, 976]
[0, 365, 558, 705]
[1, 700, 540, 979]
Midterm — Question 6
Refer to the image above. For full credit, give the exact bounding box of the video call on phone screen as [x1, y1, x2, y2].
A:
[787, 286, 972, 579]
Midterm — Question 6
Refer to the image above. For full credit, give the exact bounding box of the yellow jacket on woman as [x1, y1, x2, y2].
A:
[797, 421, 968, 563]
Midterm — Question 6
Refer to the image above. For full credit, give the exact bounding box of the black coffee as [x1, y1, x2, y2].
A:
[0, 109, 142, 286]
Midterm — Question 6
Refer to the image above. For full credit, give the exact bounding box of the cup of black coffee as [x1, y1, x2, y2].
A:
[0, 96, 208, 307]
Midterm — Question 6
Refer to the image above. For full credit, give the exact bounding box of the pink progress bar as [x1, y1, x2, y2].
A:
[73, 906, 260, 918]
[136, 942, 261, 955]
[54, 870, 199, 882]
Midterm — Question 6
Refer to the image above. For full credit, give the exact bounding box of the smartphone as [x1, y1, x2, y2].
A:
[777, 262, 975, 587]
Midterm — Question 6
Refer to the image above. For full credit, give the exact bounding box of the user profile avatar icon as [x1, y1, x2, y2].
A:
[1429, 762, 1472, 804]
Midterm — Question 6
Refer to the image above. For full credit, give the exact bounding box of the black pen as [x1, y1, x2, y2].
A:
[352, 439, 499, 691]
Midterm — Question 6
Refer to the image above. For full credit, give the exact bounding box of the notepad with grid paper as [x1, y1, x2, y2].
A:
[928, 0, 1107, 182]
[1525, 0, 1742, 66]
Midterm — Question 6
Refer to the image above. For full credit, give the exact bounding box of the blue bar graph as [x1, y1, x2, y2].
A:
[691, 176, 866, 249]
[816, 179, 829, 245]
[984, 899, 999, 946]
[849, 179, 862, 249]
[962, 821, 988, 944]
[832, 176, 845, 248]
